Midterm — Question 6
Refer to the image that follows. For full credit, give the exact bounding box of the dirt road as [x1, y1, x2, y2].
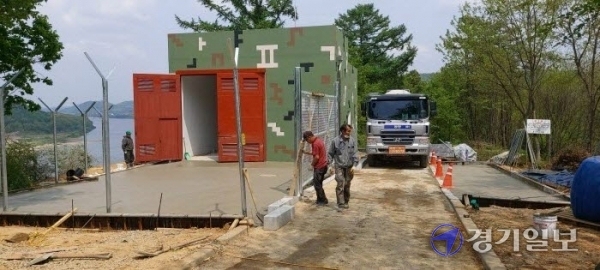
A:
[199, 167, 483, 269]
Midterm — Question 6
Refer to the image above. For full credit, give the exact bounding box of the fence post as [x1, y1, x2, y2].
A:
[0, 68, 25, 211]
[38, 97, 68, 184]
[73, 102, 97, 171]
[294, 67, 303, 197]
[84, 52, 116, 214]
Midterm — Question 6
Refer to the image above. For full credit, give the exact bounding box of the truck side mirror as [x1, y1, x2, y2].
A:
[430, 101, 437, 117]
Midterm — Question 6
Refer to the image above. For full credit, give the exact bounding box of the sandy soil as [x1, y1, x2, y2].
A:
[467, 205, 600, 269]
[0, 226, 228, 270]
[198, 167, 484, 269]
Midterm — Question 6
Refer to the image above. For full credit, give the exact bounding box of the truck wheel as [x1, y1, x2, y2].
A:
[367, 156, 378, 167]
[419, 155, 428, 168]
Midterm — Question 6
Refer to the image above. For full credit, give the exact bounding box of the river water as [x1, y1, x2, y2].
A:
[81, 117, 134, 166]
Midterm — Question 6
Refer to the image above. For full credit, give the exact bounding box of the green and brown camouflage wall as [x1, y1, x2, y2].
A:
[167, 25, 358, 162]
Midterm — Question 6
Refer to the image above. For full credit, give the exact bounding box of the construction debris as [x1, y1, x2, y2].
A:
[133, 236, 209, 259]
[4, 233, 28, 243]
[2, 250, 111, 266]
[26, 252, 112, 266]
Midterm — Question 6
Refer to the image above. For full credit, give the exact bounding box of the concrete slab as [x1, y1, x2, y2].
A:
[3, 161, 294, 216]
[267, 196, 296, 213]
[263, 204, 294, 231]
[450, 163, 568, 203]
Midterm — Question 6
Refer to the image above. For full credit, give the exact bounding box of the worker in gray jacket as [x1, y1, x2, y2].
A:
[328, 124, 359, 209]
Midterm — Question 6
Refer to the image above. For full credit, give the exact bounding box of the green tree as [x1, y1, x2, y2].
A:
[335, 3, 417, 92]
[175, 0, 298, 31]
[440, 0, 564, 159]
[557, 0, 600, 152]
[1, 0, 63, 114]
[335, 3, 417, 146]
[6, 140, 39, 191]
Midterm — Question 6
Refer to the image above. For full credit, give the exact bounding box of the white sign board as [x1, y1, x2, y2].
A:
[526, 119, 551, 134]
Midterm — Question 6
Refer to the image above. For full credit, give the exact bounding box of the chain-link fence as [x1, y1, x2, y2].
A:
[299, 91, 339, 189]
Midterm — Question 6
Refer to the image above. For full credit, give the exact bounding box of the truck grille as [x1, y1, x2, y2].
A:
[381, 130, 415, 145]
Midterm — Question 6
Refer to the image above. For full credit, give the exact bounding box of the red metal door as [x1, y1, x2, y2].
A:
[133, 74, 182, 163]
[159, 118, 180, 160]
[216, 72, 266, 162]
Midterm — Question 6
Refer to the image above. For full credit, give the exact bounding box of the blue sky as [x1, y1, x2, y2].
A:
[31, 0, 473, 107]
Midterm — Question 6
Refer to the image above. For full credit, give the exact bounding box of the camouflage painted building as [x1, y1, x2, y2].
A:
[132, 25, 357, 163]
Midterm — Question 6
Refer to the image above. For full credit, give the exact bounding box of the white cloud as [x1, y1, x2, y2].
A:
[96, 0, 157, 21]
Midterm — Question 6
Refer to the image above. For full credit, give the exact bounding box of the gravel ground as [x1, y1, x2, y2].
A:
[198, 166, 484, 269]
[468, 205, 600, 269]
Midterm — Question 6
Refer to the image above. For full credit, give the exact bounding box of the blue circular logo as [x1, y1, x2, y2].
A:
[430, 224, 464, 256]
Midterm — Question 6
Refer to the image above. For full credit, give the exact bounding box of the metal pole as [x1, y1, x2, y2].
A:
[101, 79, 111, 213]
[39, 97, 68, 184]
[0, 88, 6, 211]
[335, 59, 342, 130]
[83, 115, 87, 169]
[0, 68, 25, 211]
[232, 48, 247, 217]
[84, 52, 113, 213]
[73, 102, 96, 171]
[52, 112, 58, 182]
[335, 81, 341, 131]
[293, 67, 302, 197]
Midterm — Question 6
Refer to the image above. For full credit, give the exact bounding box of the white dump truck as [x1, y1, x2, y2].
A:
[361, 89, 437, 168]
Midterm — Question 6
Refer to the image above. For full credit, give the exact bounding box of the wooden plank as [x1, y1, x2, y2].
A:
[555, 209, 600, 231]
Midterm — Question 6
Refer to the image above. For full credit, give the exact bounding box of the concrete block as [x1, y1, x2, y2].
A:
[263, 205, 294, 231]
[268, 196, 296, 213]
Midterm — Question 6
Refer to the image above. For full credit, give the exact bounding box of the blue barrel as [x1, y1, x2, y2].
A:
[571, 156, 600, 222]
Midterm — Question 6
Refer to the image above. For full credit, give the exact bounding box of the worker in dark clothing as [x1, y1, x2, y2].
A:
[302, 130, 329, 205]
[122, 131, 135, 168]
[328, 124, 359, 209]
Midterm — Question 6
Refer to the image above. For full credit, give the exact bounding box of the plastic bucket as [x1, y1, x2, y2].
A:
[533, 214, 557, 238]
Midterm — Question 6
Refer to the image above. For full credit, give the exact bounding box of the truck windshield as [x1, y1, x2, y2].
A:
[368, 99, 428, 120]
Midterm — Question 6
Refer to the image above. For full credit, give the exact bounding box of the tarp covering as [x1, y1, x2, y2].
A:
[570, 156, 600, 222]
[453, 143, 477, 162]
[521, 170, 575, 188]
[432, 143, 455, 159]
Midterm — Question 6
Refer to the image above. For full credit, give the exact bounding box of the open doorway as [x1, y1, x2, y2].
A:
[181, 75, 218, 161]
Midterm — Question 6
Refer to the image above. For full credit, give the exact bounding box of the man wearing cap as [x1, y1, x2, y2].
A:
[302, 130, 329, 205]
[328, 124, 359, 209]
[122, 131, 135, 168]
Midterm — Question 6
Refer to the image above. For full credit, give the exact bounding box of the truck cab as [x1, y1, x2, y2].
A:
[361, 89, 437, 168]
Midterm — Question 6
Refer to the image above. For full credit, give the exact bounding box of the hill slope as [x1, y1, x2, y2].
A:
[5, 106, 95, 137]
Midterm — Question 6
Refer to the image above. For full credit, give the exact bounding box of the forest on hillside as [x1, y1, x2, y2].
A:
[5, 105, 94, 138]
[406, 0, 600, 162]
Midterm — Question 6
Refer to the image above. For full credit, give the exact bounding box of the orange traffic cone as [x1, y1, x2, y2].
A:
[435, 158, 443, 178]
[430, 151, 437, 165]
[443, 163, 454, 188]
